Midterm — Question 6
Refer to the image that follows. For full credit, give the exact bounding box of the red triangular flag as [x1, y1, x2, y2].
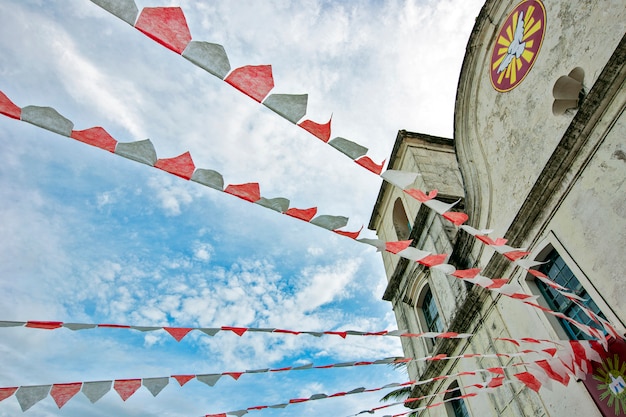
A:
[452, 268, 481, 279]
[503, 250, 531, 261]
[284, 207, 317, 222]
[514, 371, 542, 392]
[0, 91, 21, 120]
[172, 375, 195, 386]
[298, 117, 331, 142]
[418, 254, 447, 267]
[163, 327, 193, 342]
[0, 387, 17, 402]
[221, 326, 248, 336]
[25, 321, 63, 330]
[135, 7, 192, 54]
[71, 127, 118, 152]
[225, 65, 274, 103]
[155, 152, 196, 180]
[442, 211, 468, 226]
[385, 240, 412, 254]
[404, 189, 437, 202]
[333, 226, 362, 239]
[223, 372, 243, 381]
[224, 183, 261, 202]
[114, 379, 141, 401]
[50, 383, 81, 408]
[355, 156, 385, 175]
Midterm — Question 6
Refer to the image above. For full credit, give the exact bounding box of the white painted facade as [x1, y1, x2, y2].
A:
[369, 0, 626, 415]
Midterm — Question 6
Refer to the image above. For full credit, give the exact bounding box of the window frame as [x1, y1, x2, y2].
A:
[444, 381, 471, 417]
[524, 232, 619, 340]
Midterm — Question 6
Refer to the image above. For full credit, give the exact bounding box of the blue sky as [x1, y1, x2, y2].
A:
[0, 0, 484, 415]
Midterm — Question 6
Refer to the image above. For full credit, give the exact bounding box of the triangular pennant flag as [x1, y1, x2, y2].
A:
[163, 327, 193, 342]
[328, 137, 368, 159]
[82, 381, 112, 403]
[21, 106, 73, 136]
[381, 170, 420, 190]
[115, 139, 157, 166]
[404, 188, 437, 202]
[182, 41, 231, 79]
[172, 375, 195, 386]
[396, 247, 431, 262]
[90, 0, 139, 26]
[63, 323, 97, 330]
[70, 127, 118, 152]
[131, 326, 161, 332]
[113, 379, 141, 401]
[0, 387, 17, 402]
[223, 372, 243, 381]
[224, 183, 261, 202]
[514, 371, 542, 392]
[191, 169, 224, 190]
[15, 385, 51, 411]
[25, 321, 63, 330]
[197, 374, 222, 387]
[50, 383, 81, 409]
[222, 326, 248, 336]
[385, 240, 412, 254]
[142, 377, 169, 397]
[298, 117, 331, 142]
[263, 94, 308, 124]
[256, 197, 290, 213]
[134, 7, 191, 54]
[227, 410, 249, 417]
[154, 152, 196, 180]
[225, 65, 274, 103]
[0, 321, 25, 327]
[0, 90, 21, 119]
[355, 156, 385, 175]
[333, 226, 362, 239]
[442, 211, 469, 226]
[418, 254, 448, 267]
[284, 207, 317, 222]
[199, 328, 220, 336]
[310, 214, 349, 230]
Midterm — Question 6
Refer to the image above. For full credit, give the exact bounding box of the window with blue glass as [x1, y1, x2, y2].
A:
[422, 288, 443, 333]
[445, 382, 470, 417]
[535, 248, 605, 340]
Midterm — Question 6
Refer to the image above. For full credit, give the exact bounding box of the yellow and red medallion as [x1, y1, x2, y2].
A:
[490, 0, 546, 92]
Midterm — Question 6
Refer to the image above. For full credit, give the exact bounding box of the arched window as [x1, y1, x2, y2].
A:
[422, 287, 443, 333]
[392, 198, 411, 240]
[444, 381, 470, 417]
[535, 248, 605, 340]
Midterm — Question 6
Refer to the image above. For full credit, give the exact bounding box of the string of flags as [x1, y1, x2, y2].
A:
[0, 3, 621, 414]
[0, 320, 473, 341]
[0, 351, 535, 412]
[0, 89, 620, 351]
[64, 1, 624, 344]
[0, 319, 609, 413]
[88, 0, 387, 175]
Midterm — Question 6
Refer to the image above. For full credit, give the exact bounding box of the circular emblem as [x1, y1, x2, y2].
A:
[489, 0, 546, 92]
[593, 353, 626, 415]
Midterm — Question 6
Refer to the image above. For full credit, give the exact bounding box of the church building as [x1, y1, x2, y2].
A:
[369, 0, 625, 415]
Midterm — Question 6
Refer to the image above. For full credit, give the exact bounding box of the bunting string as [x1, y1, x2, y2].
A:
[37, 2, 622, 345]
[0, 319, 473, 341]
[0, 349, 551, 412]
[88, 0, 387, 175]
[0, 90, 618, 348]
[0, 90, 618, 349]
[0, 90, 456, 269]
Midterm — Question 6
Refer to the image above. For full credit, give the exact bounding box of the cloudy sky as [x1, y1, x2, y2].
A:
[0, 0, 484, 415]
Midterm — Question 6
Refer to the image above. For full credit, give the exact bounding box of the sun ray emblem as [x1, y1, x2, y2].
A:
[490, 0, 546, 92]
[593, 353, 626, 415]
